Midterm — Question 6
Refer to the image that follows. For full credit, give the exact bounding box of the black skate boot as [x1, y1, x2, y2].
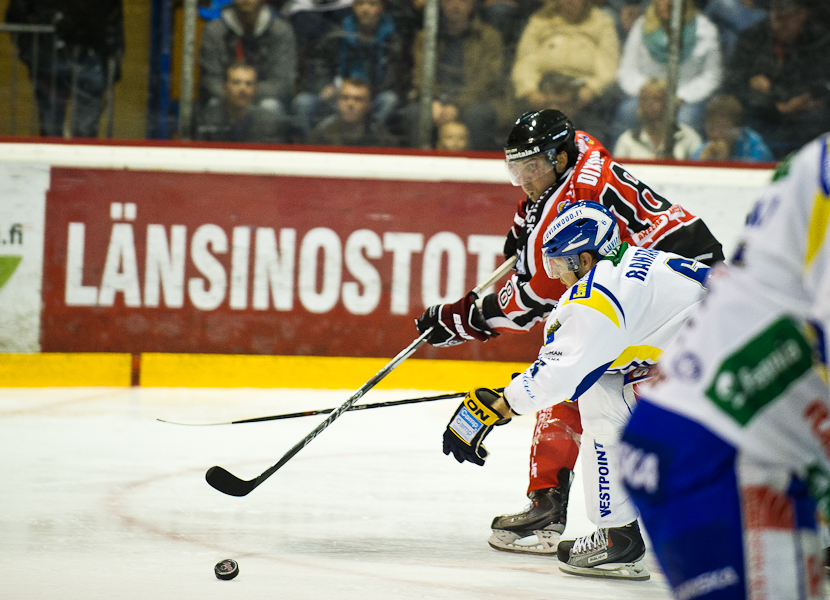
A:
[557, 520, 649, 581]
[488, 468, 573, 555]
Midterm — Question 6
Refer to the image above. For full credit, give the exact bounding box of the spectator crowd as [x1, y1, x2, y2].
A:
[7, 0, 830, 160]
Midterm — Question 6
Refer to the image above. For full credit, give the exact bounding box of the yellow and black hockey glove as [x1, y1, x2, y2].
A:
[443, 388, 511, 466]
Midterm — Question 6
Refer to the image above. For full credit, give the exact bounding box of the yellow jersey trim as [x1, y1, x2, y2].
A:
[562, 288, 621, 329]
[610, 345, 663, 370]
[805, 189, 830, 271]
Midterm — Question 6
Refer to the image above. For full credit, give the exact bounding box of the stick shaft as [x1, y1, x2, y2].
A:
[206, 257, 516, 496]
[159, 391, 471, 426]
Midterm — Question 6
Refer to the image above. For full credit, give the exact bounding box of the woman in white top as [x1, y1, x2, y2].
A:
[611, 0, 722, 146]
[613, 78, 702, 159]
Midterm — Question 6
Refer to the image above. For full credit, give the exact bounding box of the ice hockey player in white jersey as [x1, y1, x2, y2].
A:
[619, 137, 830, 599]
[440, 201, 711, 580]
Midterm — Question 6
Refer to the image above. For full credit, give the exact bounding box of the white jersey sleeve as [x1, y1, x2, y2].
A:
[505, 283, 628, 415]
[505, 243, 709, 415]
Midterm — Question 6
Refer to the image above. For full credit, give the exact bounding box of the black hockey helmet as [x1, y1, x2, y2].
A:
[504, 110, 578, 174]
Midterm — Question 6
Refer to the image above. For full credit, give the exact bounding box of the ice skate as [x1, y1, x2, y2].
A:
[488, 469, 572, 555]
[557, 521, 650, 581]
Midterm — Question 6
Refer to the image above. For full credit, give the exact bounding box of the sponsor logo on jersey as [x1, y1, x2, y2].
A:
[619, 442, 659, 495]
[705, 317, 814, 426]
[544, 319, 561, 344]
[596, 440, 612, 518]
[674, 567, 740, 600]
[671, 352, 703, 382]
[570, 280, 590, 300]
[544, 350, 562, 362]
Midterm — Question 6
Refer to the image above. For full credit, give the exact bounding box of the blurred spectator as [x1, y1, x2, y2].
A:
[6, 0, 124, 137]
[725, 0, 830, 158]
[435, 120, 470, 150]
[195, 62, 285, 142]
[531, 72, 610, 142]
[600, 0, 648, 39]
[307, 77, 399, 145]
[199, 0, 296, 121]
[613, 77, 702, 159]
[511, 0, 620, 137]
[692, 94, 774, 161]
[480, 0, 542, 58]
[292, 0, 406, 135]
[402, 0, 504, 149]
[200, 0, 235, 21]
[613, 0, 722, 143]
[704, 0, 768, 58]
[282, 0, 353, 64]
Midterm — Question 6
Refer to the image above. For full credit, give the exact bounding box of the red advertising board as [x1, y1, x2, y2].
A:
[41, 168, 542, 362]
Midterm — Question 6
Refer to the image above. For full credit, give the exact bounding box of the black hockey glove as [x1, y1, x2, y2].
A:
[415, 292, 496, 347]
[503, 227, 519, 261]
[443, 388, 511, 466]
[503, 198, 529, 260]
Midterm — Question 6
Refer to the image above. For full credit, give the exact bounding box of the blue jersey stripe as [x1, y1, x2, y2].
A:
[594, 282, 626, 326]
[571, 360, 613, 401]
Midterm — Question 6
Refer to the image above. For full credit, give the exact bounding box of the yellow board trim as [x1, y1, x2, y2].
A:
[0, 352, 529, 389]
[805, 190, 830, 271]
[140, 353, 528, 390]
[610, 345, 662, 369]
[0, 353, 132, 387]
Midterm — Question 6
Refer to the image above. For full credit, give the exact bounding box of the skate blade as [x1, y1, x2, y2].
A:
[488, 529, 561, 555]
[559, 559, 650, 581]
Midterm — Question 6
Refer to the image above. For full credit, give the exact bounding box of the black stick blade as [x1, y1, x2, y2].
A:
[206, 466, 259, 497]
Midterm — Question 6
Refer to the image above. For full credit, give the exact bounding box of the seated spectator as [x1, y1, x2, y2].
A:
[307, 77, 399, 146]
[529, 72, 613, 144]
[692, 94, 774, 162]
[400, 0, 505, 150]
[704, 0, 768, 59]
[435, 120, 470, 150]
[725, 0, 830, 158]
[199, 0, 296, 120]
[292, 0, 406, 136]
[511, 0, 620, 137]
[600, 0, 647, 40]
[281, 0, 353, 71]
[195, 62, 285, 143]
[613, 78, 702, 159]
[200, 0, 234, 20]
[6, 0, 124, 138]
[480, 0, 541, 60]
[613, 0, 722, 143]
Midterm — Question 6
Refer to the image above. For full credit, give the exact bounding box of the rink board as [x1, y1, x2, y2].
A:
[0, 352, 527, 389]
[0, 141, 773, 386]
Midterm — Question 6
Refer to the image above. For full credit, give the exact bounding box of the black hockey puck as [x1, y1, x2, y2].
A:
[214, 559, 239, 580]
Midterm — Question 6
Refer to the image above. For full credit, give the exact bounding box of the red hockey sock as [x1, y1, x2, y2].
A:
[527, 401, 582, 495]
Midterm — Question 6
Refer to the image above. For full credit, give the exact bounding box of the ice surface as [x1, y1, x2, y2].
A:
[0, 387, 676, 600]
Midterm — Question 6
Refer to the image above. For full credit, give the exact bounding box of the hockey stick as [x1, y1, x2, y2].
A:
[205, 255, 517, 497]
[158, 390, 482, 426]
